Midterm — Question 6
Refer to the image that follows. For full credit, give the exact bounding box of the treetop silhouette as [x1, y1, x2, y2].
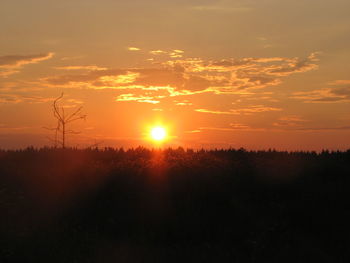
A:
[45, 93, 86, 148]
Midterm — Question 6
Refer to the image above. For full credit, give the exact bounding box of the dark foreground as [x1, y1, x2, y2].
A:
[1, 147, 350, 262]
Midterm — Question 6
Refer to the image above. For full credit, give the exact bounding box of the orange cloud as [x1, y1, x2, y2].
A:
[195, 124, 350, 133]
[197, 125, 265, 132]
[174, 100, 192, 106]
[41, 53, 320, 109]
[128, 47, 141, 51]
[292, 126, 350, 131]
[0, 94, 52, 104]
[268, 52, 320, 76]
[232, 105, 282, 114]
[148, 49, 185, 58]
[164, 53, 319, 92]
[0, 70, 19, 77]
[55, 65, 107, 71]
[150, 50, 167, 55]
[0, 52, 54, 77]
[292, 87, 350, 103]
[98, 72, 140, 86]
[328, 80, 350, 85]
[185, 129, 201, 133]
[116, 94, 160, 104]
[44, 53, 320, 94]
[195, 105, 282, 115]
[273, 115, 308, 127]
[0, 53, 54, 68]
[0, 124, 33, 132]
[44, 69, 127, 85]
[195, 109, 238, 115]
[229, 123, 252, 129]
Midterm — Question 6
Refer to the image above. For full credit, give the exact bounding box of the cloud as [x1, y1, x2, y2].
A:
[229, 123, 252, 129]
[150, 50, 167, 55]
[195, 109, 239, 115]
[45, 53, 320, 93]
[0, 70, 19, 77]
[148, 49, 184, 58]
[132, 68, 184, 87]
[278, 116, 307, 122]
[55, 65, 107, 71]
[194, 124, 350, 136]
[61, 56, 84, 61]
[43, 52, 320, 106]
[185, 130, 202, 134]
[273, 115, 308, 127]
[115, 94, 160, 104]
[194, 124, 350, 134]
[66, 98, 84, 104]
[195, 105, 282, 115]
[173, 50, 184, 54]
[169, 53, 183, 58]
[328, 80, 350, 85]
[268, 52, 320, 76]
[292, 86, 350, 103]
[164, 53, 319, 92]
[292, 126, 350, 131]
[174, 100, 192, 106]
[96, 72, 140, 87]
[44, 69, 128, 85]
[128, 47, 141, 51]
[0, 124, 32, 132]
[197, 125, 265, 132]
[0, 94, 52, 104]
[232, 105, 282, 114]
[0, 52, 54, 77]
[331, 87, 350, 97]
[0, 53, 54, 68]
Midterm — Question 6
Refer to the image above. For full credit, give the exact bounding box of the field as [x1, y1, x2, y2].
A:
[1, 147, 350, 262]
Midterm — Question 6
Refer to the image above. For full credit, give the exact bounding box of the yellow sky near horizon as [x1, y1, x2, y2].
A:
[0, 0, 350, 150]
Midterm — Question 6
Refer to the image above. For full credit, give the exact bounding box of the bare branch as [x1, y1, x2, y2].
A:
[66, 106, 83, 122]
[53, 93, 64, 121]
[53, 93, 63, 109]
[66, 115, 87, 123]
[61, 107, 65, 120]
[45, 92, 87, 148]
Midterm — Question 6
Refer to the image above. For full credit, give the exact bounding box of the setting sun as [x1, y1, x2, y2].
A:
[151, 127, 167, 142]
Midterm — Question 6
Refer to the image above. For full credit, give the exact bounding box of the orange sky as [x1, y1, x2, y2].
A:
[0, 0, 350, 150]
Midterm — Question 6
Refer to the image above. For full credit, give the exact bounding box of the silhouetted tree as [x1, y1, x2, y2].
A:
[46, 93, 86, 148]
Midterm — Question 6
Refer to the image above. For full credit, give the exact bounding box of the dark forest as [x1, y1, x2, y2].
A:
[1, 147, 350, 262]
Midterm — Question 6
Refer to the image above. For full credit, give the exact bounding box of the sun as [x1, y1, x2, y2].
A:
[151, 126, 167, 142]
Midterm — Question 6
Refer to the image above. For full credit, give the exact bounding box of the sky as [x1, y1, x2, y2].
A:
[0, 0, 350, 150]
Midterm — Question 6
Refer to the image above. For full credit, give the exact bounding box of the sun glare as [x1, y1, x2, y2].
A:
[151, 126, 167, 142]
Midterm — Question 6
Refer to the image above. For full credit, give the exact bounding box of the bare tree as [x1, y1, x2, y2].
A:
[45, 93, 86, 148]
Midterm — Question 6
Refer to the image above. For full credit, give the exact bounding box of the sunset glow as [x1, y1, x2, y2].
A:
[0, 0, 349, 151]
